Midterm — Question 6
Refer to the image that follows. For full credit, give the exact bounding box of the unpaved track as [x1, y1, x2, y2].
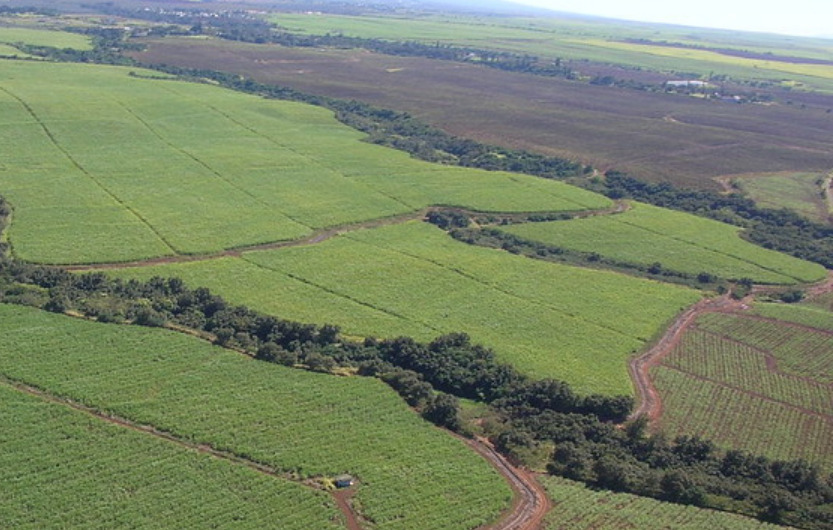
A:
[628, 294, 744, 422]
[470, 437, 551, 530]
[62, 203, 628, 272]
[0, 376, 361, 528]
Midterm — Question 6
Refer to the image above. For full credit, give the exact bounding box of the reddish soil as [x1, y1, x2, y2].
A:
[628, 294, 746, 423]
[468, 437, 551, 530]
[0, 376, 362, 528]
[332, 488, 362, 530]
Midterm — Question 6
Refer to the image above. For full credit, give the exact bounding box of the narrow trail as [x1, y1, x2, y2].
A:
[63, 202, 629, 272]
[469, 437, 551, 530]
[628, 294, 746, 422]
[0, 376, 362, 528]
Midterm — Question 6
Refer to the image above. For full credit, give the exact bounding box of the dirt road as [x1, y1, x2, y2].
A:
[628, 294, 743, 422]
[470, 437, 551, 530]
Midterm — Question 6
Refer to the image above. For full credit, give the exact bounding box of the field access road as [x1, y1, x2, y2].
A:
[64, 202, 629, 272]
[628, 294, 745, 423]
[469, 437, 551, 530]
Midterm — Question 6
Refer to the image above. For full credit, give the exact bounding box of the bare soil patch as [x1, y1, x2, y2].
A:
[131, 37, 833, 190]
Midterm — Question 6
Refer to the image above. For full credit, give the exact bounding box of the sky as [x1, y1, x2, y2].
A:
[509, 0, 833, 38]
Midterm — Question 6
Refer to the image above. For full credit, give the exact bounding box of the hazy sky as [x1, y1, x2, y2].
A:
[511, 0, 833, 38]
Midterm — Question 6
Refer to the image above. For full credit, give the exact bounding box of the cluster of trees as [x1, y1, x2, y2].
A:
[0, 194, 831, 526]
[29, 11, 831, 272]
[1, 255, 830, 527]
[0, 255, 629, 426]
[499, 411, 833, 528]
[142, 63, 586, 178]
[95, 3, 579, 79]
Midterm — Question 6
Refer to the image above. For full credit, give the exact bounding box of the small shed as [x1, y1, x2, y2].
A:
[334, 474, 355, 489]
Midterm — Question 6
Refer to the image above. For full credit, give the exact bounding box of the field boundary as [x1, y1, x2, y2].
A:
[628, 294, 744, 422]
[64, 204, 619, 270]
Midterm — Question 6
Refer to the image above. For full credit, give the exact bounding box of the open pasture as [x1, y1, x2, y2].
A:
[105, 221, 702, 396]
[0, 26, 92, 50]
[501, 202, 826, 284]
[542, 475, 785, 530]
[0, 59, 607, 264]
[729, 172, 830, 224]
[0, 303, 511, 530]
[652, 311, 833, 469]
[132, 37, 833, 189]
[0, 382, 341, 530]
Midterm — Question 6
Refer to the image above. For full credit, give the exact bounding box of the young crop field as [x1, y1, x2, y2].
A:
[652, 311, 833, 470]
[0, 26, 92, 50]
[752, 302, 833, 332]
[132, 36, 833, 190]
[501, 202, 826, 284]
[0, 303, 512, 529]
[104, 221, 702, 396]
[729, 172, 830, 224]
[541, 475, 784, 529]
[0, 383, 341, 529]
[0, 59, 608, 264]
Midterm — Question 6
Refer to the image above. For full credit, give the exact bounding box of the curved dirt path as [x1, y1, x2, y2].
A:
[628, 294, 745, 422]
[469, 437, 551, 530]
[62, 202, 629, 272]
[0, 376, 362, 528]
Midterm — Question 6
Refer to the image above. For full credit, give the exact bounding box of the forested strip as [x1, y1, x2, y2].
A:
[0, 196, 830, 529]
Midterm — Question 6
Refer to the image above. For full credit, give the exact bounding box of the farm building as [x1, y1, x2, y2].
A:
[334, 474, 355, 488]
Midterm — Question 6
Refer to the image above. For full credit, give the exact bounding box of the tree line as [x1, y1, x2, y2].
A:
[23, 19, 832, 271]
[0, 206, 829, 528]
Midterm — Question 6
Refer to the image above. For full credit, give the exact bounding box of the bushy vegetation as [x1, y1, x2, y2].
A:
[0, 195, 830, 527]
[542, 475, 787, 530]
[0, 303, 511, 530]
[597, 172, 833, 268]
[0, 383, 341, 529]
[104, 221, 701, 395]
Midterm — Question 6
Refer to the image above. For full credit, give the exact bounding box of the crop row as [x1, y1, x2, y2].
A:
[0, 382, 341, 529]
[696, 312, 833, 383]
[753, 301, 833, 332]
[664, 328, 832, 415]
[541, 475, 782, 529]
[0, 59, 609, 264]
[0, 304, 511, 530]
[654, 363, 833, 469]
[109, 221, 702, 395]
[501, 202, 825, 284]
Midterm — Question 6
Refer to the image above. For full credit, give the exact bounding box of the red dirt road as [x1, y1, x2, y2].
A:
[628, 294, 744, 422]
[470, 437, 551, 530]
